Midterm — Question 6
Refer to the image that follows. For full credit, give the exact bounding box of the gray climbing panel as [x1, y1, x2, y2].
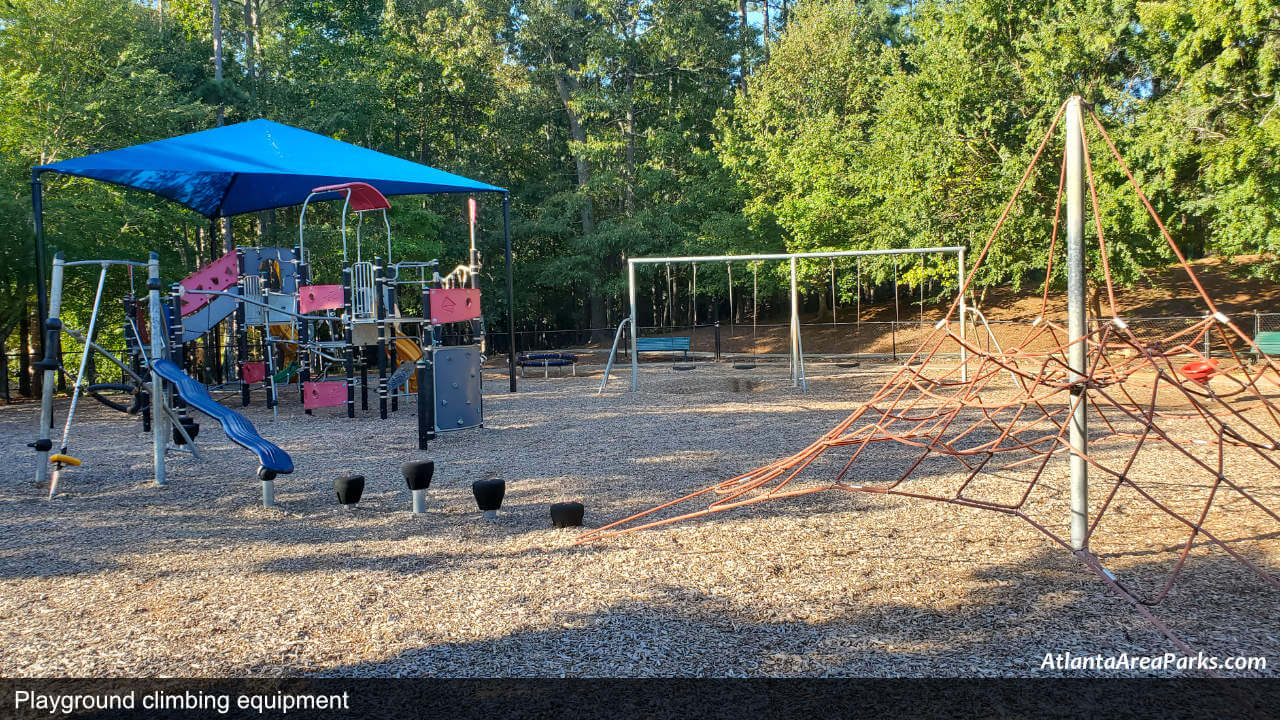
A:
[244, 292, 296, 325]
[433, 345, 482, 432]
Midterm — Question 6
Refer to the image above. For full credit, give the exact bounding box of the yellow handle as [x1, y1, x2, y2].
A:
[49, 454, 82, 467]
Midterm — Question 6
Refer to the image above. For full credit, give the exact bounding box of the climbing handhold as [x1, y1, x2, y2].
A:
[49, 454, 82, 467]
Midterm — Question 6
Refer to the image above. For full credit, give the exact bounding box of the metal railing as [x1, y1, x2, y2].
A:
[350, 261, 377, 319]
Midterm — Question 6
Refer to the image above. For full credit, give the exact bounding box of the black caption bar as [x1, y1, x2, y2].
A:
[1, 678, 1277, 720]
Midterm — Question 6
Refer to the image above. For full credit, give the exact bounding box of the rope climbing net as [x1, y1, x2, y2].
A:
[579, 101, 1280, 655]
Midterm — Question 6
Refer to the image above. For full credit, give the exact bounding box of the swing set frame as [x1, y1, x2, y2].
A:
[621, 246, 968, 391]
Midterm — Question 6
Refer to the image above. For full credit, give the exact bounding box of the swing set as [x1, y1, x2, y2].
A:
[599, 245, 967, 392]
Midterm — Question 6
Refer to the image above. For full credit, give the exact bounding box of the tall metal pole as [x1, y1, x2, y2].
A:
[958, 247, 967, 382]
[148, 252, 168, 487]
[503, 193, 516, 393]
[789, 257, 800, 387]
[830, 260, 837, 328]
[727, 262, 737, 333]
[1065, 95, 1089, 551]
[691, 263, 697, 327]
[628, 260, 639, 391]
[31, 172, 48, 359]
[34, 253, 64, 491]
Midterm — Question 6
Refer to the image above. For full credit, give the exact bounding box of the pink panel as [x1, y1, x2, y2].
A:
[303, 381, 347, 410]
[429, 288, 481, 324]
[241, 361, 265, 384]
[179, 251, 239, 316]
[298, 284, 345, 314]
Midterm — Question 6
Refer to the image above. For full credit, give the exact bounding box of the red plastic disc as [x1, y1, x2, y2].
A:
[1180, 359, 1218, 383]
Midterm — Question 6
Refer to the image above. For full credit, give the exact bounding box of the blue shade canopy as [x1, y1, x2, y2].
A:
[35, 119, 504, 218]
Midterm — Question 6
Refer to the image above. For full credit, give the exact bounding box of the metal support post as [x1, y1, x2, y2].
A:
[789, 257, 800, 387]
[958, 247, 968, 382]
[629, 261, 639, 391]
[148, 252, 168, 486]
[33, 253, 64, 489]
[1066, 95, 1089, 551]
[503, 193, 516, 393]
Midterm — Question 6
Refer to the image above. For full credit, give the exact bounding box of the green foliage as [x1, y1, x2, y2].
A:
[2, 0, 1279, 359]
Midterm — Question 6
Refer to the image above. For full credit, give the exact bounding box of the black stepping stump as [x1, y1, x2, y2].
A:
[550, 501, 585, 528]
[402, 461, 435, 490]
[403, 460, 435, 514]
[472, 478, 505, 519]
[334, 474, 365, 509]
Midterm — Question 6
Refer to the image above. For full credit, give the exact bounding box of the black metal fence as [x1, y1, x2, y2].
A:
[10, 312, 1280, 401]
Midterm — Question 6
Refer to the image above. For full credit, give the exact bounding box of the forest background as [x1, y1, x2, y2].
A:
[2, 0, 1276, 389]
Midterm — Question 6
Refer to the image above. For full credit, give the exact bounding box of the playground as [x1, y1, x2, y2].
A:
[1, 363, 1276, 677]
[3, 97, 1278, 682]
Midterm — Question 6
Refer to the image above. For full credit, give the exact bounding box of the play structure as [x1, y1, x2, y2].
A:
[173, 181, 488, 447]
[581, 97, 1280, 656]
[28, 119, 516, 501]
[598, 246, 967, 393]
[30, 253, 292, 505]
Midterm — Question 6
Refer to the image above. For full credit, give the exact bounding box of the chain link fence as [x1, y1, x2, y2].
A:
[1256, 312, 1280, 335]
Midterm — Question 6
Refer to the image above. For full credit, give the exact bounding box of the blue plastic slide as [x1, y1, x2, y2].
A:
[151, 358, 294, 475]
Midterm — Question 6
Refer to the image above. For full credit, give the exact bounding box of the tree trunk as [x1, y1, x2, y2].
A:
[212, 0, 224, 127]
[211, 0, 233, 250]
[589, 295, 606, 336]
[762, 0, 770, 62]
[18, 302, 31, 398]
[243, 0, 257, 88]
[1, 334, 8, 403]
[623, 100, 636, 215]
[554, 71, 595, 236]
[738, 0, 750, 98]
[248, 0, 271, 240]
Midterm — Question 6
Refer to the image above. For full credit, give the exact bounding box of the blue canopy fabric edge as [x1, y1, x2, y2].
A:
[35, 119, 505, 218]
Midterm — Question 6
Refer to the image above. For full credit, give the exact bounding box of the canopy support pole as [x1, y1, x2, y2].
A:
[148, 252, 168, 487]
[32, 171, 47, 360]
[503, 192, 516, 393]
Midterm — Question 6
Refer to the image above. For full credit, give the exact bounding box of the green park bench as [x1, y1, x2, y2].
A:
[636, 336, 692, 360]
[1254, 331, 1280, 358]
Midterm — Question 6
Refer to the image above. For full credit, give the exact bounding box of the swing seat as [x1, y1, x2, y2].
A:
[732, 363, 756, 370]
[49, 454, 82, 467]
[1180, 359, 1217, 384]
